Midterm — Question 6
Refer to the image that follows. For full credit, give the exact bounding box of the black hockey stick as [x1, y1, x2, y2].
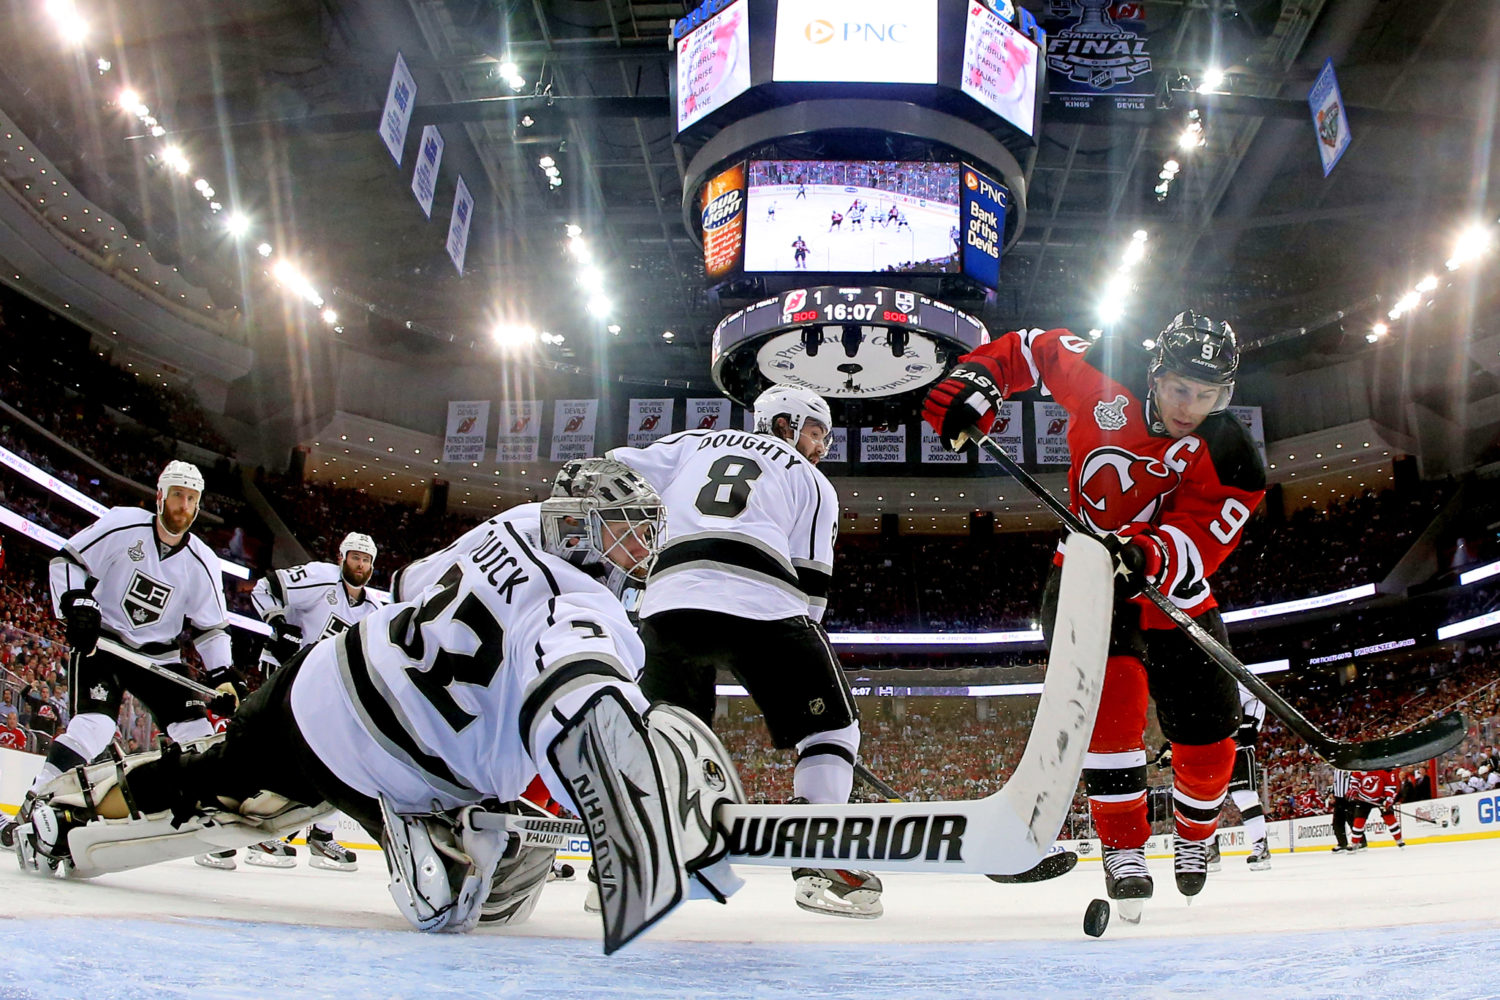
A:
[967, 427, 1465, 770]
[853, 762, 1079, 884]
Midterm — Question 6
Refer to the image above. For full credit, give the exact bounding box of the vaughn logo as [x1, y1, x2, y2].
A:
[1093, 393, 1129, 431]
[122, 570, 174, 628]
[727, 812, 967, 862]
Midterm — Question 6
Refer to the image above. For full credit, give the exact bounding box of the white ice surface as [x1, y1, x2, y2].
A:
[1, 839, 1497, 1000]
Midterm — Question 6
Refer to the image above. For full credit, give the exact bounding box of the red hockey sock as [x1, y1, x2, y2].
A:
[1171, 737, 1235, 841]
[1084, 655, 1150, 849]
[1382, 810, 1402, 842]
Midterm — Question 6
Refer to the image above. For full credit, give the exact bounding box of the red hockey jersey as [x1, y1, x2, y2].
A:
[964, 327, 1267, 627]
[1349, 769, 1398, 805]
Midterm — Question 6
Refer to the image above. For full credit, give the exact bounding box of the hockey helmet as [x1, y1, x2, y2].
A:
[155, 460, 204, 533]
[754, 384, 831, 440]
[1147, 310, 1238, 429]
[339, 531, 379, 563]
[541, 457, 664, 581]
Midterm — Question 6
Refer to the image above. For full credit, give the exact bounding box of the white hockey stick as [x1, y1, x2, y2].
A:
[94, 636, 221, 701]
[718, 532, 1111, 875]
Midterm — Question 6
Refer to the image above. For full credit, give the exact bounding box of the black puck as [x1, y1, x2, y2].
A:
[1083, 897, 1110, 938]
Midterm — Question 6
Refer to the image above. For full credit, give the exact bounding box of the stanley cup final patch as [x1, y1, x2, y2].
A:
[1093, 394, 1129, 431]
[122, 570, 174, 628]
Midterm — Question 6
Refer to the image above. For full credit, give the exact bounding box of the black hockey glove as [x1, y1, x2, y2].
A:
[268, 617, 303, 663]
[922, 355, 1006, 450]
[59, 589, 102, 656]
[1101, 524, 1171, 599]
[206, 667, 247, 716]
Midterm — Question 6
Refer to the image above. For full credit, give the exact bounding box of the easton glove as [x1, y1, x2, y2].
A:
[922, 355, 1006, 450]
[59, 589, 102, 655]
[1104, 523, 1171, 598]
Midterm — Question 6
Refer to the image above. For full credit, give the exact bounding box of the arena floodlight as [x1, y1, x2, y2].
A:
[117, 88, 141, 111]
[1197, 66, 1226, 93]
[587, 295, 612, 318]
[1447, 224, 1493, 270]
[321, 308, 338, 325]
[256, 242, 273, 258]
[223, 212, 250, 238]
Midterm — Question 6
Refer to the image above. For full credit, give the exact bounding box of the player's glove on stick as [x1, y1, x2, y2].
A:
[268, 617, 303, 663]
[206, 667, 246, 716]
[1103, 524, 1171, 599]
[922, 356, 1006, 450]
[60, 589, 102, 656]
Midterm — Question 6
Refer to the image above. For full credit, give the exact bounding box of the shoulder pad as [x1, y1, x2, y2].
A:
[1195, 413, 1267, 493]
[1082, 337, 1151, 390]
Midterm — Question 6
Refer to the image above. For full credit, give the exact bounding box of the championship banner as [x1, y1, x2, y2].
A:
[921, 422, 969, 464]
[1309, 58, 1351, 176]
[676, 0, 751, 133]
[687, 397, 732, 431]
[978, 401, 1026, 464]
[550, 399, 599, 462]
[824, 427, 849, 464]
[411, 125, 444, 218]
[860, 425, 907, 464]
[446, 175, 473, 276]
[1043, 1, 1154, 113]
[442, 400, 489, 464]
[1228, 404, 1268, 468]
[495, 400, 540, 463]
[700, 162, 747, 282]
[959, 164, 1009, 291]
[1033, 401, 1071, 465]
[379, 52, 417, 164]
[626, 398, 674, 447]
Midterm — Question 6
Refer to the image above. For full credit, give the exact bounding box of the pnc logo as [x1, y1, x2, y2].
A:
[964, 171, 979, 191]
[805, 19, 835, 43]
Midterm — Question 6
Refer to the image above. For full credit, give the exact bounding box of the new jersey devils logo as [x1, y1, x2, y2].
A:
[510, 416, 532, 433]
[1076, 446, 1180, 532]
[697, 415, 719, 429]
[563, 415, 586, 433]
[639, 414, 660, 431]
[455, 415, 477, 434]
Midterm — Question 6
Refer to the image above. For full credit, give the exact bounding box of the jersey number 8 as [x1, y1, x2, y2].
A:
[694, 456, 763, 518]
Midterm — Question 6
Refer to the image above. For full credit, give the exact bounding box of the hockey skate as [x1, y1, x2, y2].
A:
[306, 826, 357, 871]
[194, 851, 237, 870]
[1246, 838, 1271, 870]
[1101, 845, 1152, 923]
[15, 792, 79, 877]
[244, 840, 297, 869]
[1206, 837, 1222, 872]
[0, 811, 17, 851]
[1174, 835, 1212, 898]
[792, 867, 884, 919]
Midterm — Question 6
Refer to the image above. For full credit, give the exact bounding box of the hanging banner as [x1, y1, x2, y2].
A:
[920, 422, 970, 464]
[550, 399, 600, 461]
[959, 163, 1009, 291]
[446, 175, 473, 276]
[824, 427, 848, 464]
[687, 397, 732, 431]
[1228, 404, 1268, 468]
[1309, 58, 1351, 177]
[411, 126, 444, 218]
[860, 425, 907, 463]
[441, 400, 489, 464]
[1043, 1, 1154, 113]
[1034, 401, 1071, 465]
[977, 401, 1027, 464]
[495, 400, 540, 463]
[380, 52, 417, 164]
[627, 399, 674, 447]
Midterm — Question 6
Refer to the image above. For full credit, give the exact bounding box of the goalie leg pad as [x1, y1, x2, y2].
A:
[379, 799, 510, 934]
[479, 840, 556, 926]
[548, 687, 688, 955]
[645, 702, 746, 902]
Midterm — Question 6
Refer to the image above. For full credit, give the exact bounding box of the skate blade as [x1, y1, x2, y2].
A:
[193, 855, 237, 871]
[1248, 861, 1272, 871]
[1115, 899, 1145, 924]
[244, 853, 297, 869]
[308, 855, 357, 872]
[793, 893, 884, 920]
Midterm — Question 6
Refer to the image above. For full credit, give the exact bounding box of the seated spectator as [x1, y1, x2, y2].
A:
[0, 706, 25, 749]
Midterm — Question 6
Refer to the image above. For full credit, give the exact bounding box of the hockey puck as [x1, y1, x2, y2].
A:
[1083, 898, 1110, 938]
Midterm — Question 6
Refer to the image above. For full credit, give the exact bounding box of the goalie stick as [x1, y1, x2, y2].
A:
[967, 426, 1465, 770]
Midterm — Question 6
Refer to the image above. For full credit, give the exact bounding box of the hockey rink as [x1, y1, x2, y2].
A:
[744, 184, 960, 273]
[2, 837, 1497, 999]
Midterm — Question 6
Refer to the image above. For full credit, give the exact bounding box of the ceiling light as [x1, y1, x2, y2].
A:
[587, 295, 612, 318]
[538, 156, 555, 169]
[520, 115, 535, 128]
[1197, 66, 1226, 92]
[224, 212, 250, 238]
[1142, 338, 1156, 349]
[163, 147, 191, 175]
[256, 242, 273, 258]
[321, 308, 339, 325]
[662, 331, 675, 341]
[499, 61, 518, 78]
[1414, 274, 1438, 293]
[565, 224, 582, 238]
[1447, 224, 1493, 270]
[96, 57, 110, 72]
[607, 324, 621, 335]
[492, 323, 536, 348]
[1098, 300, 1124, 325]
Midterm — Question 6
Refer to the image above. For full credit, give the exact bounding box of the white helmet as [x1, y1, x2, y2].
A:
[754, 385, 831, 440]
[541, 458, 664, 581]
[157, 460, 204, 496]
[1457, 768, 1472, 779]
[339, 532, 378, 562]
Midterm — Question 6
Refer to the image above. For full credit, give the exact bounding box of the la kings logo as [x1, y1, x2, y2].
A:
[319, 615, 352, 640]
[122, 570, 174, 628]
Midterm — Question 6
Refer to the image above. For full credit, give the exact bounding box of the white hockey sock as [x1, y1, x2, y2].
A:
[28, 712, 117, 795]
[1230, 788, 1266, 843]
[793, 722, 860, 804]
[166, 717, 215, 744]
[313, 820, 337, 835]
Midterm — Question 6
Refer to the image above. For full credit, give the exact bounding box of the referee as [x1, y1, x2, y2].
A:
[1330, 768, 1357, 853]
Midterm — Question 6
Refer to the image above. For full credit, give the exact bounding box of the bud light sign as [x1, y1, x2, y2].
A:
[701, 161, 747, 282]
[959, 164, 1008, 290]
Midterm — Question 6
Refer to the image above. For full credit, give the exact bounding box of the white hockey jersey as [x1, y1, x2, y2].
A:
[609, 428, 838, 622]
[50, 506, 230, 670]
[288, 522, 648, 814]
[251, 561, 388, 656]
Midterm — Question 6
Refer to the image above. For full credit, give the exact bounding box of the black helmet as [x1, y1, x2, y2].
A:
[1148, 310, 1238, 419]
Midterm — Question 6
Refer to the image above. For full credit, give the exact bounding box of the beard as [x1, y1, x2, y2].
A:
[159, 509, 195, 537]
[342, 563, 373, 588]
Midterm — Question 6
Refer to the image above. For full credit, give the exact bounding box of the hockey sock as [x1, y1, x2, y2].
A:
[1171, 737, 1235, 841]
[313, 819, 337, 836]
[1230, 788, 1266, 844]
[28, 712, 115, 795]
[1383, 810, 1402, 842]
[1351, 812, 1368, 841]
[793, 722, 859, 804]
[166, 717, 216, 744]
[1083, 655, 1150, 848]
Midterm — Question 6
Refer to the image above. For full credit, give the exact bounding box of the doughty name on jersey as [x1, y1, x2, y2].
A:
[690, 430, 802, 469]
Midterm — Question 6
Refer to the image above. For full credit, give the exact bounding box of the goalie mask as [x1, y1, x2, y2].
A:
[155, 460, 205, 536]
[338, 532, 378, 588]
[540, 458, 664, 581]
[1147, 310, 1238, 434]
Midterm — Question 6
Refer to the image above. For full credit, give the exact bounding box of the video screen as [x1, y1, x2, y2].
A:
[743, 160, 960, 275]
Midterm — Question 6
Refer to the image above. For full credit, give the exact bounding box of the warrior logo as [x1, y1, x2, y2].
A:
[1075, 445, 1180, 532]
[122, 571, 174, 629]
[1093, 393, 1129, 431]
[319, 615, 352, 640]
[127, 540, 145, 563]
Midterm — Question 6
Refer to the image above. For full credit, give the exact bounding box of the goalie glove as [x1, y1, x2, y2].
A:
[922, 355, 1007, 451]
[59, 589, 102, 656]
[1103, 523, 1171, 599]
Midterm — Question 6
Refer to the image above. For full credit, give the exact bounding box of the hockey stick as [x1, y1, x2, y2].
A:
[967, 427, 1465, 770]
[852, 761, 1079, 884]
[94, 636, 221, 701]
[716, 533, 1112, 875]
